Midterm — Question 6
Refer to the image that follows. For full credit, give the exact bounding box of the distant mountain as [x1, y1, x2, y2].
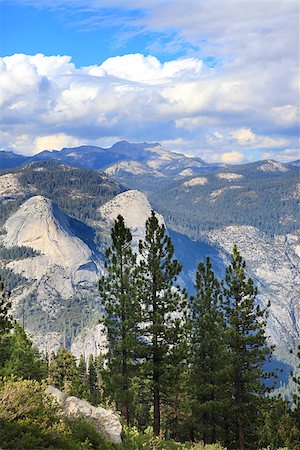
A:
[0, 151, 29, 169]
[287, 159, 300, 167]
[0, 142, 222, 182]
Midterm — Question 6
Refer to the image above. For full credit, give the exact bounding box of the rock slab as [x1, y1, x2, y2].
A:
[46, 385, 122, 444]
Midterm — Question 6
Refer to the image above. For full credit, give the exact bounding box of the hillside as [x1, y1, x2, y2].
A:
[150, 161, 300, 238]
[0, 150, 299, 386]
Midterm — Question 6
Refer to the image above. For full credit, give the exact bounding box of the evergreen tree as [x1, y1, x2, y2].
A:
[87, 355, 101, 406]
[292, 345, 300, 444]
[0, 278, 12, 334]
[138, 210, 187, 436]
[77, 354, 88, 399]
[48, 346, 80, 395]
[0, 278, 12, 369]
[1, 323, 47, 381]
[223, 245, 272, 450]
[189, 257, 230, 444]
[99, 215, 142, 425]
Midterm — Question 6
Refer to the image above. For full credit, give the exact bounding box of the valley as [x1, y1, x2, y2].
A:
[0, 142, 299, 387]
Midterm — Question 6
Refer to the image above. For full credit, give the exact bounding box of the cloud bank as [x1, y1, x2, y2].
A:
[1, 0, 299, 161]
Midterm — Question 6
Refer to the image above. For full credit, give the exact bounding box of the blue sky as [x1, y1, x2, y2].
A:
[0, 0, 299, 162]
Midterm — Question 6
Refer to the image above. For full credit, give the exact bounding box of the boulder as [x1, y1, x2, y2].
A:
[46, 385, 122, 444]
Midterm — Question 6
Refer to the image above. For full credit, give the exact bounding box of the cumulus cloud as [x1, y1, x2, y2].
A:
[220, 151, 244, 164]
[0, 52, 298, 161]
[92, 53, 205, 84]
[262, 148, 300, 163]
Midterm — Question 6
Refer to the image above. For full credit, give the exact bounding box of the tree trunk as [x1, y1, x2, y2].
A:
[238, 410, 244, 450]
[153, 372, 160, 436]
[153, 286, 160, 436]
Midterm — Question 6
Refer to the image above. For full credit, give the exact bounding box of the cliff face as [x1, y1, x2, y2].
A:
[1, 195, 103, 354]
[0, 190, 162, 358]
[3, 195, 99, 285]
[207, 225, 300, 360]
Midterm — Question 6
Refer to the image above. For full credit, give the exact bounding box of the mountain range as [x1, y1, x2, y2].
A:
[0, 142, 299, 390]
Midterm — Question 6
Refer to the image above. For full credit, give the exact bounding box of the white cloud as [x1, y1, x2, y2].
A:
[0, 52, 298, 161]
[262, 148, 300, 163]
[34, 133, 84, 152]
[93, 53, 205, 84]
[220, 151, 244, 164]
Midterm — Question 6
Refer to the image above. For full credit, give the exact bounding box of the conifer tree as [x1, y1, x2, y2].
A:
[292, 346, 300, 442]
[1, 323, 47, 380]
[189, 257, 230, 444]
[99, 215, 142, 425]
[77, 354, 88, 399]
[87, 354, 101, 406]
[0, 278, 12, 334]
[48, 346, 80, 395]
[0, 278, 12, 369]
[223, 245, 272, 450]
[138, 210, 187, 436]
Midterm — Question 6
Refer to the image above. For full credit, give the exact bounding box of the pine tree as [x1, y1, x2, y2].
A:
[1, 323, 47, 381]
[291, 345, 300, 444]
[138, 210, 187, 436]
[189, 257, 230, 444]
[0, 278, 12, 334]
[48, 346, 80, 395]
[77, 354, 88, 399]
[223, 245, 272, 450]
[0, 277, 13, 369]
[87, 355, 101, 406]
[99, 215, 142, 425]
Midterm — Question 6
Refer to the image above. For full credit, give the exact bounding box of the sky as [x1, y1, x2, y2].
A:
[0, 0, 299, 163]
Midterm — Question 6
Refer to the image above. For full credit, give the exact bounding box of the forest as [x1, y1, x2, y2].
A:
[150, 167, 300, 240]
[0, 212, 300, 450]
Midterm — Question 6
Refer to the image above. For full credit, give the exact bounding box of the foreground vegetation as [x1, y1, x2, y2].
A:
[0, 213, 300, 449]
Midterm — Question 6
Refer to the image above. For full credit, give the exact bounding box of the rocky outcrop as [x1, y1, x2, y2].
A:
[98, 189, 164, 247]
[46, 386, 122, 443]
[0, 195, 103, 353]
[207, 225, 300, 359]
[71, 323, 107, 361]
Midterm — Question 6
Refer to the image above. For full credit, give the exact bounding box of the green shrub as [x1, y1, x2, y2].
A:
[0, 379, 112, 450]
[118, 426, 226, 449]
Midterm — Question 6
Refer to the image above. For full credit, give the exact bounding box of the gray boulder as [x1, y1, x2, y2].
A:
[46, 385, 122, 444]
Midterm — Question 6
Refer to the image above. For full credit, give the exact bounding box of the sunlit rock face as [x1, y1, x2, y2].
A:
[1, 195, 103, 353]
[207, 225, 300, 355]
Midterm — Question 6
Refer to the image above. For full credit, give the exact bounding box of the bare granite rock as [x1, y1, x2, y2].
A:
[46, 385, 122, 444]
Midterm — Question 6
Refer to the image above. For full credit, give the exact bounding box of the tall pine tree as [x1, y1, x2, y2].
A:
[0, 277, 12, 369]
[223, 245, 272, 450]
[99, 215, 142, 425]
[189, 257, 230, 444]
[139, 211, 187, 436]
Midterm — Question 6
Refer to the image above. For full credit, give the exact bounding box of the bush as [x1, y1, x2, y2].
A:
[0, 379, 111, 450]
[118, 426, 226, 449]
